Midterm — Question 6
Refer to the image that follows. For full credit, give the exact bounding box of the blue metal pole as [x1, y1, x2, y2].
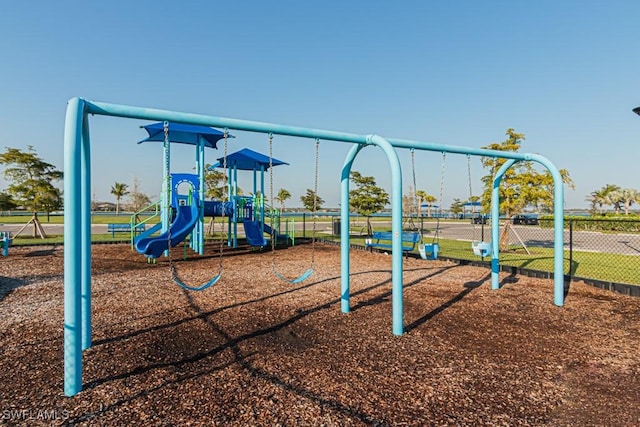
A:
[63, 97, 84, 397]
[253, 169, 257, 198]
[81, 113, 92, 350]
[529, 154, 565, 306]
[490, 156, 565, 305]
[369, 135, 404, 336]
[491, 159, 517, 290]
[86, 100, 370, 145]
[340, 137, 403, 335]
[340, 144, 364, 313]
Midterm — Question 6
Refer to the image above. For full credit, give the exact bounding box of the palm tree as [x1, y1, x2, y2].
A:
[588, 184, 620, 213]
[604, 189, 623, 214]
[275, 188, 291, 212]
[619, 188, 639, 215]
[415, 190, 427, 217]
[110, 182, 129, 215]
[422, 194, 438, 217]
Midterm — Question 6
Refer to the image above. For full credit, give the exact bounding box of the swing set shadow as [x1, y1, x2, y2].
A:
[80, 263, 477, 424]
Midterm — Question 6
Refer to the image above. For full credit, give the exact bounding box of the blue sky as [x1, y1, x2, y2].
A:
[1, 1, 639, 209]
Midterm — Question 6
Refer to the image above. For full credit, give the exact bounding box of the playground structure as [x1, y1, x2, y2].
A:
[208, 146, 293, 249]
[130, 123, 293, 261]
[63, 98, 565, 396]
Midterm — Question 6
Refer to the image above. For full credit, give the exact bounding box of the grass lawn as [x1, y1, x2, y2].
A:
[5, 221, 639, 287]
[328, 234, 640, 286]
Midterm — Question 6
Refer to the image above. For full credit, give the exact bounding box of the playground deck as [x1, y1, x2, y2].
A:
[1, 243, 639, 426]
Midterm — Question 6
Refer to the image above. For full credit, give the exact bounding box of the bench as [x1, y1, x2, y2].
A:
[365, 231, 421, 254]
[107, 223, 146, 238]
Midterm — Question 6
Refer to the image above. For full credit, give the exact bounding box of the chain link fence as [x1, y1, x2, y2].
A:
[321, 216, 640, 294]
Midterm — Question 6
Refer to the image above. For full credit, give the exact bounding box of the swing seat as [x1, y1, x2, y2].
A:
[472, 241, 491, 257]
[172, 270, 222, 291]
[418, 243, 439, 260]
[273, 268, 314, 284]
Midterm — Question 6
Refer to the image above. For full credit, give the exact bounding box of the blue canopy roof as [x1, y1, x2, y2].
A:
[138, 122, 232, 149]
[209, 148, 288, 171]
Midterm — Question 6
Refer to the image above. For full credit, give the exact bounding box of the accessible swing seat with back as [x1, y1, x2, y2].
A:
[268, 134, 317, 284]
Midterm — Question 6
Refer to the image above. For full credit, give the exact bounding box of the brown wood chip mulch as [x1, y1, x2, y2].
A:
[1, 243, 639, 426]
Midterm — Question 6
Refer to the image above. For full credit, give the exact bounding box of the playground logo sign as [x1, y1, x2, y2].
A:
[1, 408, 70, 422]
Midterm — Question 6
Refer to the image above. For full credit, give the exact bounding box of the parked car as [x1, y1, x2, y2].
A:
[511, 214, 539, 225]
[471, 214, 487, 224]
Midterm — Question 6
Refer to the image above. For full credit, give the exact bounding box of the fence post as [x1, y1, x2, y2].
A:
[302, 212, 306, 238]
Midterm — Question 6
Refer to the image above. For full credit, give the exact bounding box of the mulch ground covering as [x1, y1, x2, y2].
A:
[1, 243, 639, 426]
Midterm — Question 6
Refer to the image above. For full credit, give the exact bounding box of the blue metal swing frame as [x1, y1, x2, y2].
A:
[63, 98, 565, 396]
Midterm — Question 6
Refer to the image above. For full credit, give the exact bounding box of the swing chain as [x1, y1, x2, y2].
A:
[162, 121, 178, 281]
[268, 133, 275, 253]
[411, 148, 418, 218]
[467, 155, 473, 200]
[439, 152, 446, 215]
[217, 129, 229, 274]
[433, 152, 446, 242]
[311, 139, 319, 266]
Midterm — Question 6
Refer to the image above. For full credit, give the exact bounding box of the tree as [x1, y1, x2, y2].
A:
[415, 190, 437, 217]
[607, 188, 639, 215]
[0, 191, 17, 213]
[300, 189, 324, 212]
[349, 171, 389, 235]
[275, 188, 291, 212]
[39, 186, 63, 222]
[0, 146, 63, 237]
[480, 129, 574, 217]
[421, 193, 437, 217]
[403, 188, 416, 217]
[204, 166, 228, 200]
[110, 182, 129, 215]
[586, 184, 620, 215]
[128, 177, 152, 213]
[450, 198, 464, 217]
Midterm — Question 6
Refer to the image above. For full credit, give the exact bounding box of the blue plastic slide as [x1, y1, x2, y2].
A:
[242, 219, 268, 247]
[135, 202, 199, 259]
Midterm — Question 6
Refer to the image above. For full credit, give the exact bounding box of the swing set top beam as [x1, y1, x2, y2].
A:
[85, 99, 542, 162]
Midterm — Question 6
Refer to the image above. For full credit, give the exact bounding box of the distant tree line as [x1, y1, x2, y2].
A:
[586, 184, 639, 215]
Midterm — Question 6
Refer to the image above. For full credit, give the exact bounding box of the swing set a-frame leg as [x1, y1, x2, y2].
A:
[499, 222, 530, 255]
[14, 215, 48, 239]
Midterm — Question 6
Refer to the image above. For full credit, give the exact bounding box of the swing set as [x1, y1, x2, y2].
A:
[63, 98, 566, 397]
